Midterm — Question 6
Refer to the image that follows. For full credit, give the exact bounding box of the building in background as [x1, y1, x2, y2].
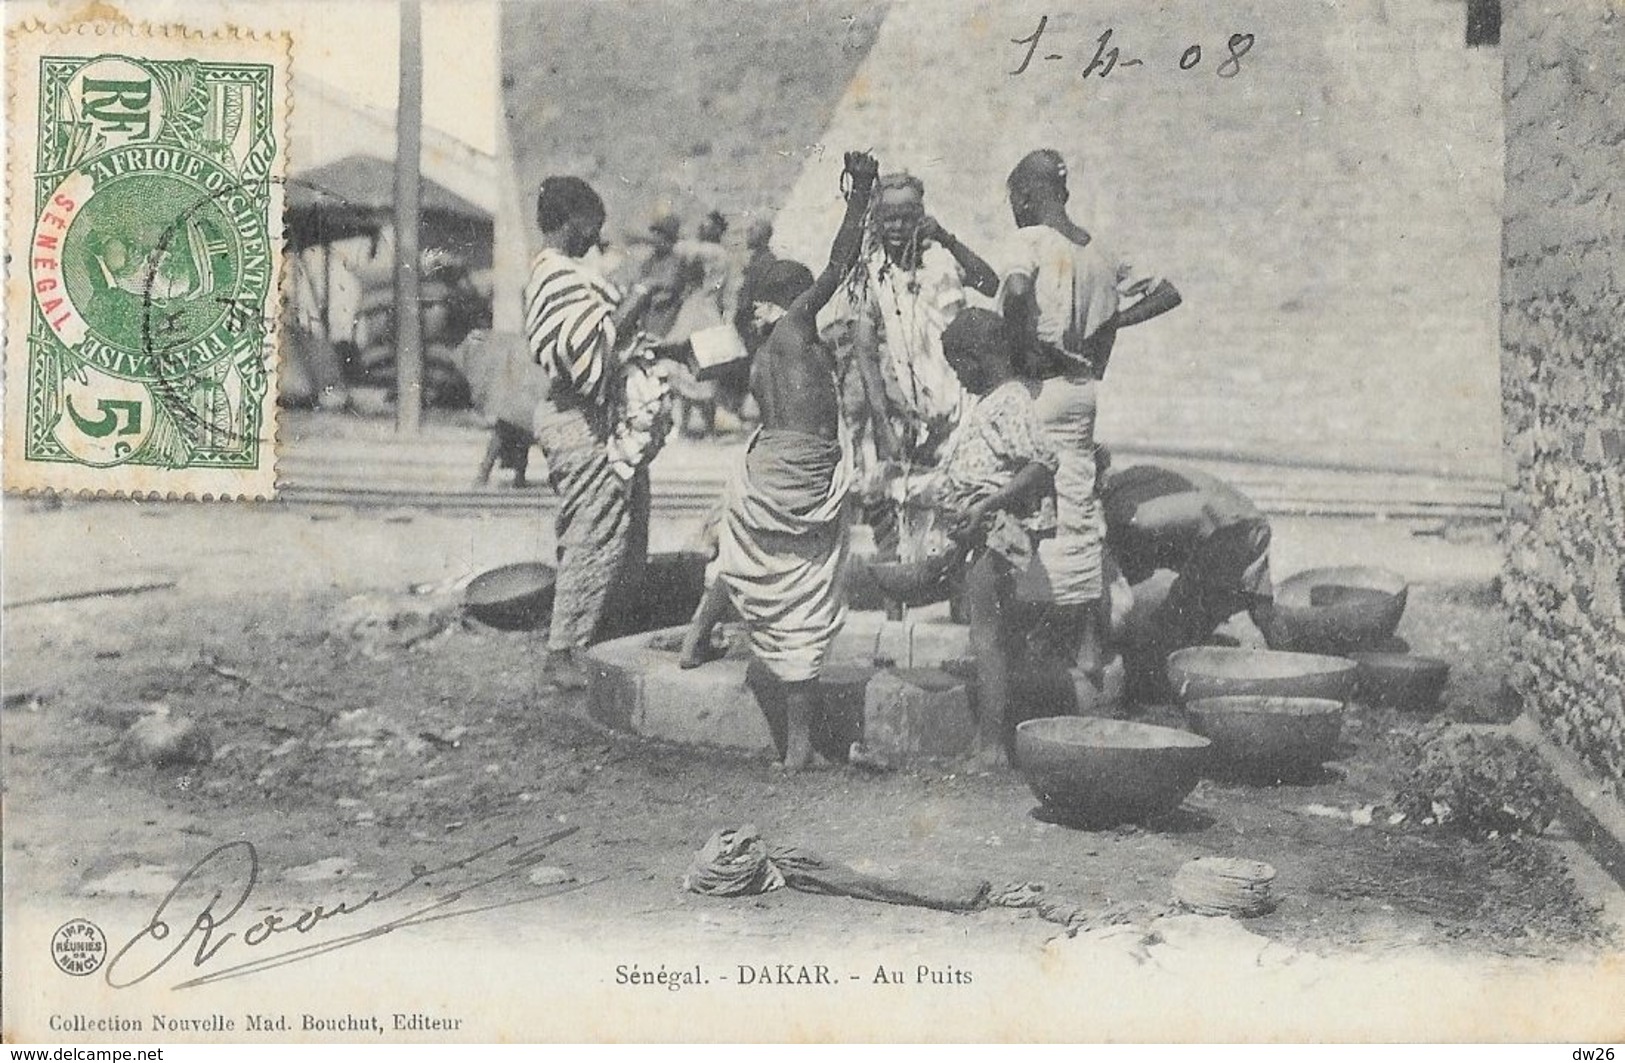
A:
[192, 0, 525, 408]
[282, 79, 500, 406]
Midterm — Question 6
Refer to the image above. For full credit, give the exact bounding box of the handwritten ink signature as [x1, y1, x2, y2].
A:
[105, 826, 582, 991]
[1010, 16, 1256, 79]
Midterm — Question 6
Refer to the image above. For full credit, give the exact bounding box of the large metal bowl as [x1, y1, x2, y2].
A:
[858, 555, 959, 607]
[1183, 695, 1345, 768]
[1015, 717, 1210, 825]
[464, 562, 557, 630]
[1166, 646, 1359, 706]
[596, 551, 710, 640]
[466, 551, 709, 635]
[1351, 652, 1450, 711]
[1268, 566, 1408, 652]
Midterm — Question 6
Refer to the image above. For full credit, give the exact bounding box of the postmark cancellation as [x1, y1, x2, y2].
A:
[4, 18, 289, 498]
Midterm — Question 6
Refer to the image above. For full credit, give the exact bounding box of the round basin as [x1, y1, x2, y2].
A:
[464, 562, 556, 630]
[854, 556, 958, 607]
[1015, 717, 1210, 825]
[1351, 652, 1450, 711]
[596, 551, 710, 640]
[1183, 695, 1345, 768]
[1167, 646, 1358, 706]
[1268, 566, 1408, 652]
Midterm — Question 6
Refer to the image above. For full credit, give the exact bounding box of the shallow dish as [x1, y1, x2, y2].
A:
[1166, 646, 1359, 705]
[1269, 566, 1408, 652]
[464, 562, 556, 630]
[1351, 652, 1450, 711]
[1183, 695, 1345, 767]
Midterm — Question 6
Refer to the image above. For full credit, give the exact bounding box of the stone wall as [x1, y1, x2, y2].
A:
[1501, 0, 1625, 794]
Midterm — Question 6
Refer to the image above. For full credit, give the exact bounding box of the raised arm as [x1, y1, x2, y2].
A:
[921, 216, 998, 298]
[1107, 279, 1181, 330]
[790, 151, 879, 322]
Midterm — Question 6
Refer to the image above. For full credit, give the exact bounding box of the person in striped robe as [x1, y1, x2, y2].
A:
[526, 176, 656, 690]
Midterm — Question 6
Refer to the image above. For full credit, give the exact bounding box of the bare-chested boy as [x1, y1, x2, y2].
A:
[683, 150, 879, 771]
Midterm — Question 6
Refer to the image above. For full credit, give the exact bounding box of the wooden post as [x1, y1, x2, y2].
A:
[492, 5, 528, 335]
[1466, 0, 1501, 47]
[320, 242, 332, 342]
[394, 0, 424, 433]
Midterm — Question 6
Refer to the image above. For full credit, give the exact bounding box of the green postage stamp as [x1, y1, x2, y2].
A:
[5, 21, 288, 498]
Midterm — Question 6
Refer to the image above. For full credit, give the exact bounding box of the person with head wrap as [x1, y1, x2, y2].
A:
[845, 172, 1000, 563]
[1000, 148, 1184, 682]
[680, 151, 880, 773]
[525, 176, 657, 690]
[932, 308, 1058, 767]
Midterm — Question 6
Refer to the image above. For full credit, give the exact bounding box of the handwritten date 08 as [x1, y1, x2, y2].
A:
[1011, 17, 1256, 79]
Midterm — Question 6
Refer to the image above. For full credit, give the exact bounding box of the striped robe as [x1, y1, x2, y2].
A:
[525, 250, 648, 652]
[525, 248, 621, 406]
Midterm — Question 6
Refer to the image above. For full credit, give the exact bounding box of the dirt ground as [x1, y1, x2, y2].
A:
[3, 496, 1614, 974]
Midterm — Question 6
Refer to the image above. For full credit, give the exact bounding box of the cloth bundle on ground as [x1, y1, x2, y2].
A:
[1170, 857, 1277, 917]
[988, 882, 1177, 937]
[683, 825, 990, 912]
[713, 427, 855, 683]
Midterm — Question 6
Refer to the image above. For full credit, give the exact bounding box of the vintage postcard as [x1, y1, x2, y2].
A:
[3, 0, 1623, 1046]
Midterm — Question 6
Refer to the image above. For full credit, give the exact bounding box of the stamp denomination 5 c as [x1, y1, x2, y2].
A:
[5, 20, 288, 498]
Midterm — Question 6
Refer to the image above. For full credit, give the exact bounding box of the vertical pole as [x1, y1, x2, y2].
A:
[1466, 0, 1501, 47]
[320, 242, 332, 342]
[492, 3, 528, 335]
[394, 0, 424, 433]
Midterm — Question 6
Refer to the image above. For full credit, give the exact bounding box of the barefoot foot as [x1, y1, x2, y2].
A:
[780, 734, 815, 774]
[678, 636, 728, 670]
[544, 650, 589, 691]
